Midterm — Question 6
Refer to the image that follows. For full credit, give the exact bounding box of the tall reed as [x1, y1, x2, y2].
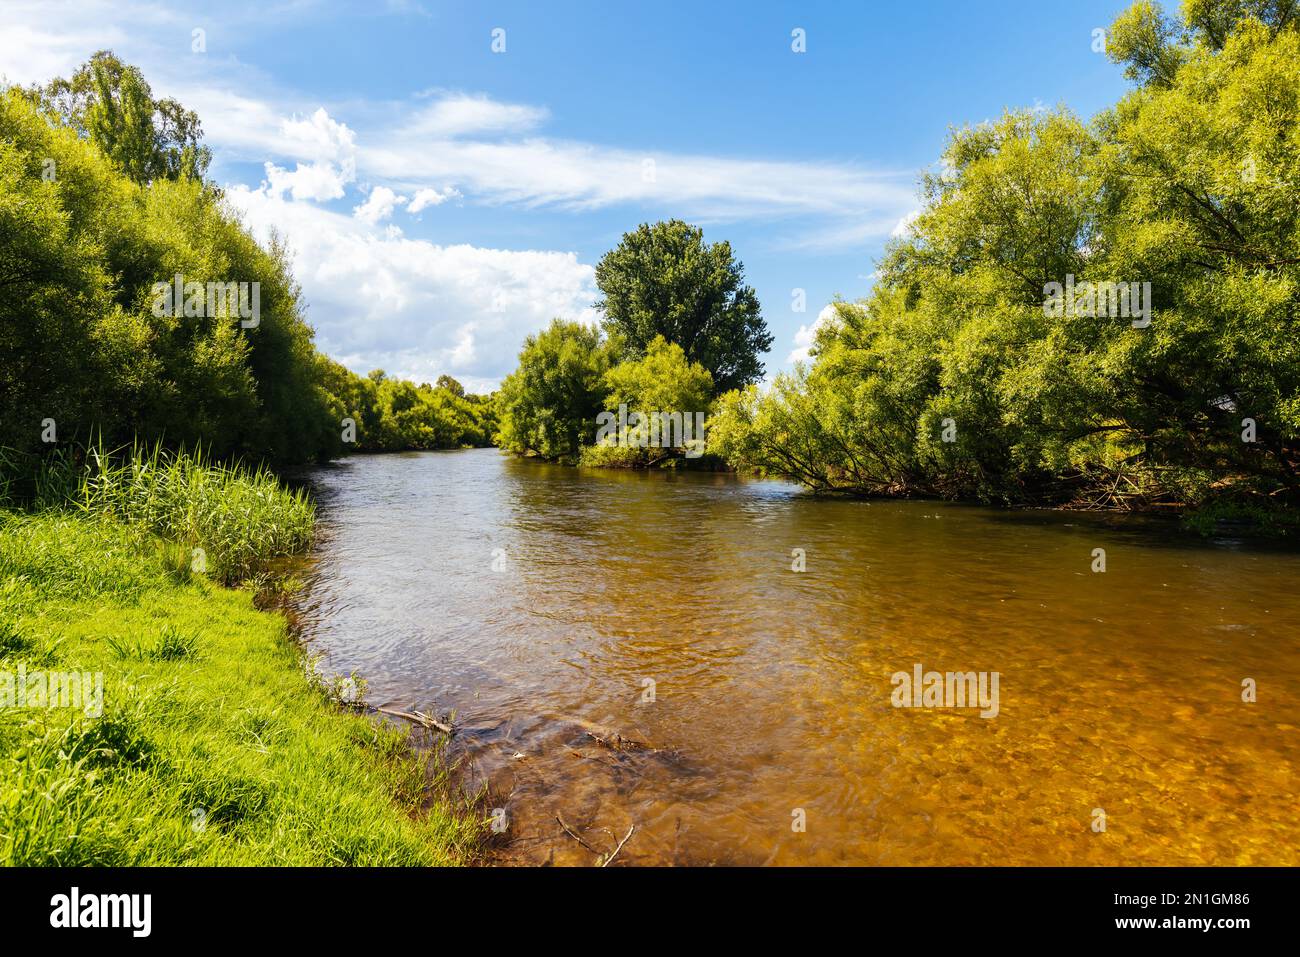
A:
[2, 441, 315, 585]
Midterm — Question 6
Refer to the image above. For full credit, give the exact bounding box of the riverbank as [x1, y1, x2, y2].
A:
[0, 508, 481, 865]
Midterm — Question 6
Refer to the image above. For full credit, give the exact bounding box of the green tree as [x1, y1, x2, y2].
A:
[712, 0, 1300, 516]
[495, 320, 617, 460]
[594, 220, 772, 394]
[30, 51, 212, 185]
[435, 374, 465, 397]
[602, 336, 714, 416]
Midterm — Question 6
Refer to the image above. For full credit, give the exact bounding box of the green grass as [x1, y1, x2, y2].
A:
[3, 442, 316, 586]
[77, 443, 316, 586]
[0, 509, 482, 865]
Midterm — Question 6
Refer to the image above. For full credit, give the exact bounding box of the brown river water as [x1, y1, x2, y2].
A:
[292, 448, 1300, 865]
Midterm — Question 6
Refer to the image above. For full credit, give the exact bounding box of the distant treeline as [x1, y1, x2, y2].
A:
[0, 52, 492, 467]
[494, 220, 771, 467]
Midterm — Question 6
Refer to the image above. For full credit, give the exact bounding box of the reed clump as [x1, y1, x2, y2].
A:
[4, 442, 315, 586]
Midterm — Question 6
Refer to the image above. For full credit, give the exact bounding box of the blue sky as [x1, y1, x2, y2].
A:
[2, 0, 1134, 390]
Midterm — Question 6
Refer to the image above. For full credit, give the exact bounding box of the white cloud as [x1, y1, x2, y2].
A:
[367, 133, 915, 220]
[263, 161, 345, 201]
[226, 185, 598, 389]
[408, 186, 460, 213]
[787, 303, 839, 364]
[406, 92, 548, 137]
[0, 1, 183, 89]
[353, 185, 408, 224]
[891, 209, 921, 238]
[260, 108, 358, 201]
[280, 107, 357, 167]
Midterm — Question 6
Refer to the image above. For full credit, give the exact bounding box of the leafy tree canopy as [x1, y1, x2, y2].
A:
[594, 220, 772, 395]
[27, 50, 212, 185]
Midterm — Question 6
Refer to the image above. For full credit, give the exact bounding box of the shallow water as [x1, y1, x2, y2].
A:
[292, 448, 1300, 865]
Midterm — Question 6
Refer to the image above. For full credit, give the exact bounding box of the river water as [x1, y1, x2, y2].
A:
[292, 448, 1300, 865]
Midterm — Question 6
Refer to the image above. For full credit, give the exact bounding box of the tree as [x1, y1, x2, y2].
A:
[495, 320, 617, 460]
[436, 374, 465, 397]
[594, 220, 772, 394]
[29, 51, 211, 184]
[712, 0, 1300, 517]
[601, 336, 714, 417]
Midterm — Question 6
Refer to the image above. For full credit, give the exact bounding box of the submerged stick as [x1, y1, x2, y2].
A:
[601, 824, 635, 867]
[555, 814, 600, 854]
[374, 705, 454, 735]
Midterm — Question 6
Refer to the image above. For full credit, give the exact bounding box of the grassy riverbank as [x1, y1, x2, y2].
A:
[0, 451, 481, 866]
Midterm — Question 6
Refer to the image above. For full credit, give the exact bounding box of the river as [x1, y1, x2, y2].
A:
[291, 448, 1300, 865]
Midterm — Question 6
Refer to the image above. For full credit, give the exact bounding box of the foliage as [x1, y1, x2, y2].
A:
[601, 336, 714, 418]
[578, 337, 716, 467]
[595, 219, 772, 394]
[495, 319, 618, 461]
[318, 359, 495, 453]
[712, 0, 1300, 514]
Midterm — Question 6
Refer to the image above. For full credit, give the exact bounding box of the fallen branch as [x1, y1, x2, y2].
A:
[586, 729, 646, 752]
[555, 814, 600, 854]
[546, 713, 655, 752]
[601, 824, 635, 867]
[374, 705, 454, 735]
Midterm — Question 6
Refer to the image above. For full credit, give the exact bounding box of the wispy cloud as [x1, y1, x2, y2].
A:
[405, 91, 549, 137]
[2, 0, 920, 385]
[3, 1, 916, 231]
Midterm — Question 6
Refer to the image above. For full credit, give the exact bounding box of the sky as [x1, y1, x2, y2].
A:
[1, 0, 1135, 392]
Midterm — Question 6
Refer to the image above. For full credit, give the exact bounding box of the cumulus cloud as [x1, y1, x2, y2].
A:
[260, 108, 358, 201]
[787, 303, 839, 364]
[263, 161, 344, 201]
[408, 186, 460, 213]
[226, 185, 598, 389]
[353, 185, 408, 224]
[281, 108, 357, 166]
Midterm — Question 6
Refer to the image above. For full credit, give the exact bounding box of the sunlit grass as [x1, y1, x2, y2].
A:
[0, 510, 481, 866]
[2, 442, 315, 585]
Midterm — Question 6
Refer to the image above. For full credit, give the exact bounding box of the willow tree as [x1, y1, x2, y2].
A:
[712, 0, 1300, 515]
[28, 50, 211, 184]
